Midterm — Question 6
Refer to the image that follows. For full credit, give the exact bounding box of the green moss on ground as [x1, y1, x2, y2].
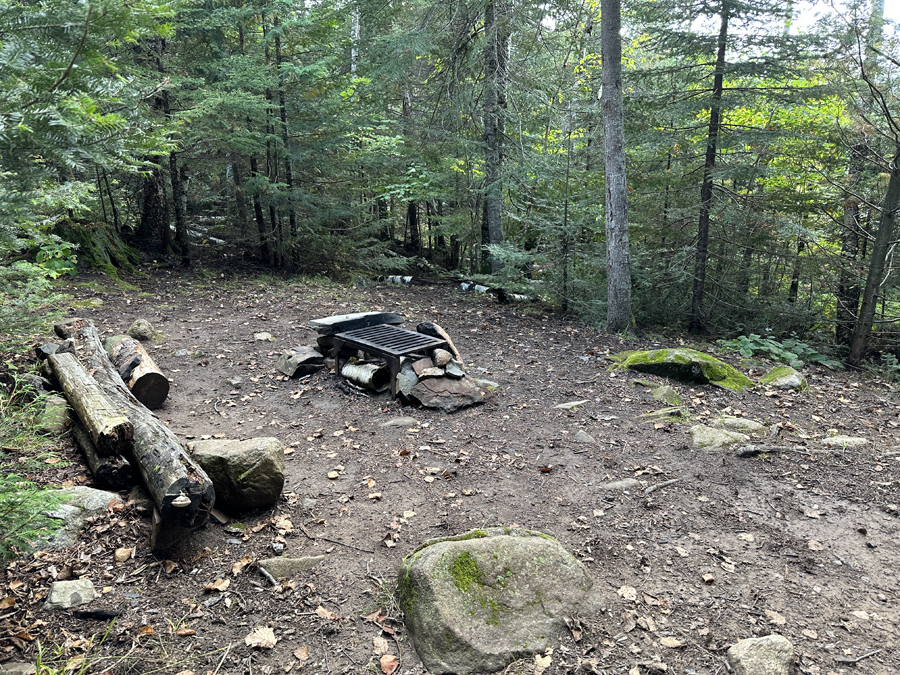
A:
[617, 348, 753, 392]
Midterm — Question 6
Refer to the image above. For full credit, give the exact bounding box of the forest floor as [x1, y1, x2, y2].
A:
[1, 266, 899, 675]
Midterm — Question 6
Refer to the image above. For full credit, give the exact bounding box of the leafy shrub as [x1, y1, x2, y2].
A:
[717, 333, 842, 369]
[0, 473, 62, 566]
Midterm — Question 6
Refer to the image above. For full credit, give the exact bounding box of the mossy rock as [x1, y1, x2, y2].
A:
[56, 221, 139, 284]
[758, 366, 808, 391]
[652, 384, 683, 406]
[616, 349, 753, 392]
[399, 528, 592, 675]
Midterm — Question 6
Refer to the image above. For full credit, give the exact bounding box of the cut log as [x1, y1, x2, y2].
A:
[103, 335, 170, 409]
[47, 352, 133, 457]
[341, 362, 390, 392]
[55, 318, 214, 531]
[70, 418, 134, 491]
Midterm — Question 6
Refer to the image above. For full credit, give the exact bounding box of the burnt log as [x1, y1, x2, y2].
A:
[104, 335, 170, 409]
[70, 418, 134, 491]
[47, 352, 133, 457]
[54, 318, 214, 531]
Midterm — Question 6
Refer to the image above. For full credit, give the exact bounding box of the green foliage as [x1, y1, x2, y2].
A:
[0, 473, 62, 566]
[717, 334, 842, 369]
[862, 353, 900, 383]
[35, 241, 78, 279]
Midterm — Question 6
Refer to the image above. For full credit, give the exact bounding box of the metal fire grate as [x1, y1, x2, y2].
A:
[333, 324, 446, 357]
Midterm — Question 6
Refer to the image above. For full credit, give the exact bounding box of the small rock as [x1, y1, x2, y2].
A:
[690, 425, 750, 449]
[473, 378, 500, 390]
[254, 332, 273, 341]
[820, 435, 868, 449]
[302, 498, 318, 509]
[432, 348, 453, 367]
[651, 385, 683, 406]
[258, 556, 326, 580]
[37, 395, 70, 435]
[759, 365, 808, 391]
[726, 634, 793, 675]
[445, 361, 466, 379]
[574, 430, 596, 444]
[713, 417, 766, 435]
[192, 437, 285, 514]
[419, 366, 445, 379]
[396, 360, 420, 398]
[226, 376, 243, 389]
[34, 343, 59, 361]
[417, 322, 464, 366]
[44, 579, 97, 610]
[641, 406, 688, 421]
[554, 400, 589, 410]
[271, 541, 284, 555]
[380, 417, 419, 428]
[128, 319, 158, 341]
[0, 662, 37, 675]
[412, 357, 436, 377]
[602, 478, 641, 490]
[43, 487, 122, 550]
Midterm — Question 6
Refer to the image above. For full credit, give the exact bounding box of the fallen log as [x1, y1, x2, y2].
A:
[47, 352, 132, 457]
[55, 318, 214, 532]
[103, 335, 170, 409]
[341, 362, 390, 392]
[70, 418, 134, 491]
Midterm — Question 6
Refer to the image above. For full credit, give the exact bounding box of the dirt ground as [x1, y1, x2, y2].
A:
[2, 267, 899, 675]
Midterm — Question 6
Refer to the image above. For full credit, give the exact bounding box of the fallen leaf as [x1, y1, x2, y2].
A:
[403, 511, 416, 519]
[737, 533, 755, 542]
[380, 654, 399, 674]
[622, 611, 637, 632]
[534, 651, 552, 674]
[808, 540, 825, 551]
[315, 605, 338, 620]
[0, 597, 14, 610]
[174, 671, 194, 675]
[175, 628, 196, 637]
[205, 578, 230, 593]
[327, 471, 340, 480]
[368, 493, 382, 500]
[617, 585, 638, 602]
[294, 646, 310, 661]
[702, 573, 715, 584]
[163, 560, 178, 574]
[233, 556, 253, 575]
[139, 625, 155, 636]
[801, 629, 818, 639]
[660, 636, 683, 648]
[765, 610, 786, 625]
[245, 626, 277, 649]
[850, 610, 870, 621]
[674, 546, 689, 558]
[373, 636, 390, 655]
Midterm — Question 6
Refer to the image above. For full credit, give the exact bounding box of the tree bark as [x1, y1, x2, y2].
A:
[602, 0, 632, 332]
[70, 418, 134, 491]
[104, 335, 170, 410]
[836, 142, 867, 345]
[274, 16, 297, 256]
[689, 1, 729, 333]
[848, 148, 900, 366]
[482, 0, 504, 273]
[47, 352, 133, 457]
[54, 319, 214, 531]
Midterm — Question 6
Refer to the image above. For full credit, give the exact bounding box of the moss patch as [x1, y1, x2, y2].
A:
[616, 348, 753, 392]
[450, 552, 483, 593]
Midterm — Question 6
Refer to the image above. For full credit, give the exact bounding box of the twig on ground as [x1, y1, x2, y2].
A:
[643, 477, 686, 495]
[319, 536, 375, 554]
[212, 643, 232, 675]
[259, 567, 278, 587]
[834, 649, 880, 663]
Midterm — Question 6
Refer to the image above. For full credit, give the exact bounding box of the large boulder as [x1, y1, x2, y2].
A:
[409, 377, 487, 412]
[399, 528, 592, 675]
[191, 437, 284, 514]
[617, 349, 754, 392]
[309, 312, 405, 336]
[726, 634, 794, 675]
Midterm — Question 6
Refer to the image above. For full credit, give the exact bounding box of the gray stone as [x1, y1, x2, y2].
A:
[651, 385, 683, 406]
[412, 357, 435, 377]
[274, 346, 324, 377]
[445, 361, 466, 379]
[44, 487, 122, 549]
[310, 311, 405, 336]
[37, 395, 70, 435]
[396, 359, 420, 398]
[618, 348, 754, 392]
[254, 331, 273, 341]
[419, 366, 445, 379]
[690, 425, 750, 450]
[432, 348, 453, 367]
[34, 343, 59, 361]
[399, 528, 592, 675]
[19, 373, 54, 400]
[574, 430, 596, 444]
[759, 366, 808, 391]
[43, 579, 97, 610]
[713, 417, 767, 435]
[302, 498, 318, 509]
[417, 322, 464, 366]
[820, 435, 869, 449]
[128, 319, 158, 341]
[726, 634, 794, 675]
[554, 400, 589, 410]
[173, 348, 203, 358]
[0, 662, 36, 674]
[192, 437, 285, 514]
[473, 378, 500, 390]
[409, 377, 487, 412]
[640, 406, 689, 422]
[258, 556, 325, 580]
[380, 417, 419, 428]
[602, 478, 641, 490]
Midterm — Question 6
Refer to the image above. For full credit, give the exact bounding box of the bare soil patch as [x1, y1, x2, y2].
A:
[2, 268, 899, 675]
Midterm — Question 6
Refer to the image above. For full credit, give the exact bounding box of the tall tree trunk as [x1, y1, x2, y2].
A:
[601, 0, 632, 332]
[482, 0, 504, 273]
[249, 155, 272, 265]
[168, 148, 189, 266]
[848, 148, 900, 366]
[231, 156, 250, 245]
[101, 169, 120, 233]
[689, 1, 729, 333]
[274, 17, 297, 261]
[138, 165, 171, 252]
[788, 239, 805, 304]
[407, 201, 420, 252]
[836, 142, 867, 345]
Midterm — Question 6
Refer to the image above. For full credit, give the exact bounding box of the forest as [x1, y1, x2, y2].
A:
[1, 0, 899, 366]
